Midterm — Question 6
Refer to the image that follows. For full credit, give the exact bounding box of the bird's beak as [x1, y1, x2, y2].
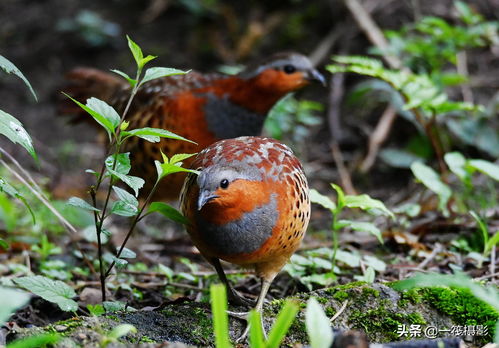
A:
[197, 190, 219, 211]
[306, 69, 326, 86]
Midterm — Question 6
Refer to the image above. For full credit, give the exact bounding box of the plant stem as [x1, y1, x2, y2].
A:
[105, 180, 159, 277]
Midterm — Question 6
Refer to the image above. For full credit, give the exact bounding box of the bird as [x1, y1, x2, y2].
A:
[180, 136, 311, 340]
[60, 52, 324, 200]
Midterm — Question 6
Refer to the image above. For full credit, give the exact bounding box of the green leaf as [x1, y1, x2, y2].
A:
[110, 69, 137, 87]
[105, 153, 132, 175]
[14, 276, 78, 312]
[330, 184, 345, 208]
[124, 127, 194, 144]
[0, 238, 8, 250]
[140, 67, 188, 86]
[62, 94, 118, 140]
[87, 304, 105, 317]
[107, 169, 144, 197]
[210, 284, 232, 348]
[82, 225, 110, 244]
[410, 162, 451, 215]
[0, 55, 37, 100]
[67, 197, 100, 212]
[146, 202, 188, 224]
[111, 256, 128, 268]
[339, 220, 383, 244]
[0, 110, 37, 161]
[309, 189, 336, 211]
[0, 287, 31, 325]
[249, 310, 265, 348]
[343, 194, 394, 218]
[266, 300, 299, 348]
[155, 160, 198, 180]
[363, 255, 387, 272]
[468, 159, 499, 181]
[118, 247, 136, 259]
[6, 333, 60, 348]
[103, 301, 127, 313]
[0, 177, 35, 224]
[444, 152, 469, 183]
[306, 298, 334, 348]
[127, 35, 143, 68]
[170, 153, 197, 165]
[85, 97, 121, 129]
[140, 55, 157, 68]
[108, 324, 137, 340]
[111, 186, 139, 217]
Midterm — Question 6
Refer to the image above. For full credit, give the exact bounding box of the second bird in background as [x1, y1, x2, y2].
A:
[60, 52, 324, 200]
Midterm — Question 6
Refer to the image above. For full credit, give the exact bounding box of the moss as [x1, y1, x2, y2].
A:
[332, 290, 349, 302]
[325, 307, 336, 317]
[46, 317, 84, 335]
[139, 335, 155, 343]
[316, 296, 328, 304]
[361, 287, 380, 298]
[420, 287, 498, 342]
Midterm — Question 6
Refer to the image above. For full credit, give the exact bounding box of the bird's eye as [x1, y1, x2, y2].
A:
[283, 65, 296, 74]
[220, 179, 229, 189]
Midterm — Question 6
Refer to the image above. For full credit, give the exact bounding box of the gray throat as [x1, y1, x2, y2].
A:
[197, 194, 278, 256]
[201, 93, 266, 139]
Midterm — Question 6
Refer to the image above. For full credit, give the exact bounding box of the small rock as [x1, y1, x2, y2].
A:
[54, 325, 68, 332]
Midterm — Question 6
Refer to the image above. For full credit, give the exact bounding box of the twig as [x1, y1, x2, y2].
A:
[342, 0, 401, 69]
[309, 28, 340, 67]
[416, 244, 442, 270]
[360, 106, 397, 173]
[331, 142, 356, 195]
[475, 270, 499, 281]
[330, 299, 349, 322]
[456, 51, 474, 104]
[490, 245, 496, 281]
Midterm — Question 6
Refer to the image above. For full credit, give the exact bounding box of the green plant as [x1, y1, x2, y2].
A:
[310, 184, 393, 279]
[6, 333, 60, 348]
[210, 283, 299, 347]
[100, 324, 137, 347]
[65, 36, 197, 301]
[394, 272, 499, 343]
[305, 297, 334, 348]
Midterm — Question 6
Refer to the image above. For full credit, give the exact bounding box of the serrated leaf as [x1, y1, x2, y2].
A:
[343, 194, 394, 218]
[411, 161, 451, 215]
[309, 189, 336, 211]
[117, 247, 136, 259]
[0, 110, 37, 161]
[125, 127, 194, 144]
[147, 202, 188, 224]
[111, 186, 139, 216]
[0, 287, 31, 325]
[140, 67, 188, 85]
[110, 69, 137, 87]
[86, 97, 120, 129]
[14, 276, 77, 312]
[0, 55, 37, 100]
[306, 298, 333, 348]
[105, 153, 132, 175]
[107, 169, 144, 197]
[67, 197, 100, 212]
[62, 94, 117, 139]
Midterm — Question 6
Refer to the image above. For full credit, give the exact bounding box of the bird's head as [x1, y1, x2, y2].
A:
[239, 52, 325, 94]
[196, 164, 265, 213]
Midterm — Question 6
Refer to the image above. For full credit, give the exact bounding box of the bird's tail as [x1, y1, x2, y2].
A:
[58, 67, 127, 122]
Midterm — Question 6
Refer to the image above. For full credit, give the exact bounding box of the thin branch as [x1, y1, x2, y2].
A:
[360, 105, 397, 173]
[330, 299, 349, 322]
[342, 0, 402, 69]
[456, 51, 474, 104]
[330, 142, 356, 195]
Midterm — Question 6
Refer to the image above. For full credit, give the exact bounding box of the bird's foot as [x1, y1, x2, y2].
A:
[227, 288, 254, 307]
[226, 310, 267, 343]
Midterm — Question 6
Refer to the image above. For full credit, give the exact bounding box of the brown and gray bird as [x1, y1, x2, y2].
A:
[180, 136, 311, 339]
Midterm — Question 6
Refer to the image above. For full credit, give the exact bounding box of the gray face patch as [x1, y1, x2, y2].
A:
[196, 194, 278, 255]
[201, 93, 265, 139]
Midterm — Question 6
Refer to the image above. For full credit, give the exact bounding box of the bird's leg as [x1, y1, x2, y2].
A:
[209, 257, 253, 307]
[234, 278, 272, 343]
